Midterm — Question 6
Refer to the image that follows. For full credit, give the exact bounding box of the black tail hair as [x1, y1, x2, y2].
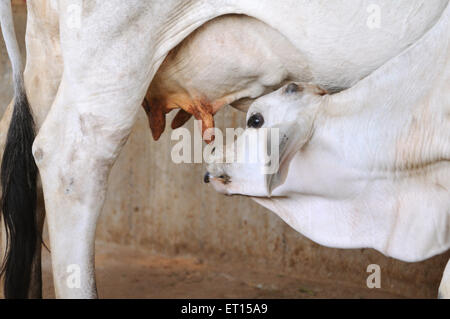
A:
[1, 81, 38, 299]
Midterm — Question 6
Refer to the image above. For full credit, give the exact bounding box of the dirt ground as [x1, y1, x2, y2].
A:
[39, 242, 402, 299]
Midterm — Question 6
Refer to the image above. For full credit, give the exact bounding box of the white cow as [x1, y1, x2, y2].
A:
[0, 0, 448, 298]
[206, 2, 450, 298]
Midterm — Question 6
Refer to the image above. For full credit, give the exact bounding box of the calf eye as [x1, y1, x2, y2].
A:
[247, 113, 264, 128]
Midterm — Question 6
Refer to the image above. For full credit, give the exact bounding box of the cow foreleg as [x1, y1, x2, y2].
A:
[439, 258, 450, 299]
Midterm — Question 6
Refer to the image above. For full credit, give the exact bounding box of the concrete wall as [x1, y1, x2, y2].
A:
[1, 2, 448, 298]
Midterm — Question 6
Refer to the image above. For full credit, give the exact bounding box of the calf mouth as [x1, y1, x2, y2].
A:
[203, 172, 231, 185]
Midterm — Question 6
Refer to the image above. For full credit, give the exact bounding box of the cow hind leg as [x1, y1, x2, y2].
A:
[32, 0, 208, 297]
[32, 73, 147, 298]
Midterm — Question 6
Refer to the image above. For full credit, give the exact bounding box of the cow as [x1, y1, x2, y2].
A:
[0, 0, 448, 298]
[205, 3, 450, 298]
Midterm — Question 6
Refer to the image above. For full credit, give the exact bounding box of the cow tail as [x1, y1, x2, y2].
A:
[0, 0, 38, 299]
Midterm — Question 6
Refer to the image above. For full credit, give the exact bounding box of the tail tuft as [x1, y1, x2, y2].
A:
[1, 85, 38, 299]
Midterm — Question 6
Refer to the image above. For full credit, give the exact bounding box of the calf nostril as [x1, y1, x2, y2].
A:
[204, 172, 210, 183]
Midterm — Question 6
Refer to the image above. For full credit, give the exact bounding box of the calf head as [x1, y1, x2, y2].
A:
[204, 82, 327, 196]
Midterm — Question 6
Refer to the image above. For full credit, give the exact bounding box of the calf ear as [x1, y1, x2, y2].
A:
[265, 121, 310, 195]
